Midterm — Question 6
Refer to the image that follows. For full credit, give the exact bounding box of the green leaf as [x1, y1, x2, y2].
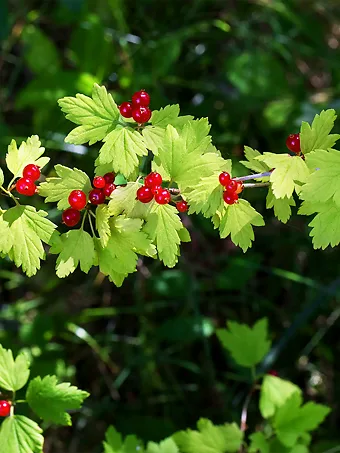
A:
[147, 438, 179, 453]
[39, 164, 92, 210]
[266, 188, 295, 224]
[26, 375, 89, 426]
[50, 229, 96, 278]
[173, 419, 243, 453]
[103, 425, 144, 453]
[0, 167, 4, 186]
[108, 181, 153, 219]
[96, 126, 148, 177]
[217, 318, 271, 368]
[249, 432, 269, 453]
[273, 392, 330, 447]
[218, 200, 265, 252]
[0, 344, 30, 391]
[256, 153, 310, 198]
[142, 126, 166, 155]
[0, 415, 43, 453]
[268, 438, 308, 453]
[96, 204, 111, 247]
[4, 206, 56, 277]
[240, 146, 271, 174]
[259, 375, 301, 419]
[144, 204, 183, 268]
[300, 109, 340, 154]
[151, 104, 193, 129]
[59, 83, 119, 145]
[0, 214, 13, 255]
[6, 136, 49, 179]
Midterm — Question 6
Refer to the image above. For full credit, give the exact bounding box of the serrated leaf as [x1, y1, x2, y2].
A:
[39, 164, 92, 210]
[103, 425, 144, 453]
[0, 415, 44, 453]
[219, 199, 265, 252]
[249, 432, 269, 453]
[3, 205, 56, 277]
[50, 229, 96, 278]
[26, 375, 89, 426]
[240, 146, 271, 174]
[96, 126, 148, 178]
[96, 204, 111, 247]
[0, 345, 30, 391]
[59, 83, 119, 145]
[0, 167, 4, 186]
[266, 188, 295, 224]
[142, 126, 166, 155]
[259, 375, 301, 419]
[256, 153, 310, 198]
[173, 419, 243, 453]
[0, 214, 13, 254]
[300, 109, 340, 154]
[108, 181, 153, 219]
[273, 392, 330, 447]
[147, 438, 179, 453]
[6, 136, 49, 179]
[217, 318, 271, 368]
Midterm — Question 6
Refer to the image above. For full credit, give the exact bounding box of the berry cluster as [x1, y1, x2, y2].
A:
[176, 200, 188, 213]
[137, 172, 171, 205]
[16, 164, 40, 196]
[286, 133, 301, 154]
[62, 172, 115, 227]
[119, 90, 152, 124]
[219, 172, 243, 205]
[0, 400, 11, 417]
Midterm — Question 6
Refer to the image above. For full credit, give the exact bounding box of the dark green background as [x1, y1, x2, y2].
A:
[1, 0, 340, 451]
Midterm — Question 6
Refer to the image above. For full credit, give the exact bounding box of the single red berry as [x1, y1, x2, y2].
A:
[151, 185, 162, 195]
[144, 172, 163, 188]
[23, 164, 40, 181]
[223, 191, 238, 205]
[89, 188, 106, 205]
[132, 106, 152, 124]
[286, 133, 301, 154]
[103, 172, 115, 184]
[132, 90, 150, 107]
[235, 181, 244, 194]
[62, 208, 81, 227]
[119, 101, 133, 118]
[137, 186, 154, 203]
[16, 178, 36, 196]
[93, 176, 106, 189]
[226, 179, 237, 193]
[103, 183, 116, 197]
[219, 172, 231, 186]
[176, 200, 188, 212]
[0, 401, 11, 417]
[155, 188, 171, 205]
[268, 369, 279, 377]
[68, 190, 87, 210]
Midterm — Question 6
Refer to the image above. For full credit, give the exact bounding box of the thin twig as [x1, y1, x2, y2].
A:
[243, 182, 270, 189]
[234, 171, 272, 182]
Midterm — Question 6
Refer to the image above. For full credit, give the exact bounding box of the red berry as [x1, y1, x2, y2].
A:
[286, 133, 301, 154]
[155, 188, 171, 205]
[219, 172, 231, 186]
[119, 102, 133, 118]
[16, 178, 36, 196]
[132, 106, 152, 124]
[93, 176, 106, 189]
[103, 183, 116, 197]
[137, 186, 154, 203]
[176, 200, 188, 212]
[62, 208, 81, 227]
[89, 188, 106, 205]
[103, 172, 115, 184]
[0, 401, 11, 417]
[144, 172, 163, 188]
[68, 190, 87, 210]
[268, 369, 279, 377]
[235, 181, 244, 194]
[226, 179, 237, 193]
[223, 191, 238, 205]
[23, 164, 40, 181]
[132, 90, 150, 107]
[151, 185, 162, 195]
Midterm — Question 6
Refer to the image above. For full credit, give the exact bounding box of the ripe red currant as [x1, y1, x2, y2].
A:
[132, 106, 152, 124]
[137, 186, 154, 203]
[151, 185, 161, 195]
[68, 190, 87, 210]
[176, 200, 188, 212]
[219, 172, 231, 186]
[23, 164, 40, 181]
[119, 102, 133, 118]
[103, 183, 116, 197]
[16, 178, 36, 196]
[235, 181, 244, 194]
[223, 191, 238, 205]
[93, 176, 106, 189]
[144, 172, 163, 188]
[226, 179, 237, 193]
[62, 208, 81, 227]
[286, 133, 301, 154]
[103, 172, 115, 184]
[89, 188, 106, 205]
[132, 90, 151, 107]
[155, 188, 171, 205]
[0, 401, 11, 417]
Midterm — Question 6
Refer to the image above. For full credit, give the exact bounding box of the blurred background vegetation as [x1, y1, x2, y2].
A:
[1, 0, 340, 451]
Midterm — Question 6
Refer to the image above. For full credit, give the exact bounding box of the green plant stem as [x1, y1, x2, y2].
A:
[243, 182, 269, 189]
[0, 185, 19, 205]
[235, 171, 272, 182]
[88, 212, 96, 238]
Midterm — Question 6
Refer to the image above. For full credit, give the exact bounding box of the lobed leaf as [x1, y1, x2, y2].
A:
[300, 109, 340, 154]
[0, 344, 30, 392]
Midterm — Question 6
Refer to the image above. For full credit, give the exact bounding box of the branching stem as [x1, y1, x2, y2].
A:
[234, 171, 272, 182]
